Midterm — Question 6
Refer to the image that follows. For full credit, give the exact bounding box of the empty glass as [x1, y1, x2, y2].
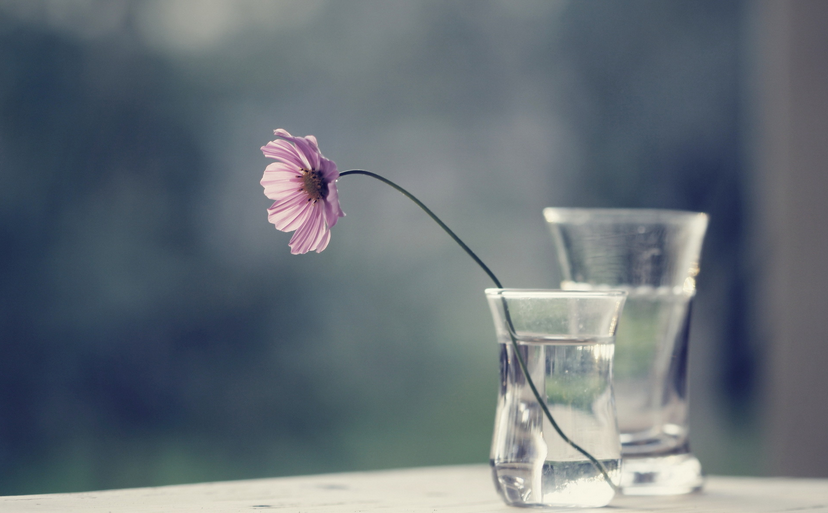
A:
[543, 208, 708, 495]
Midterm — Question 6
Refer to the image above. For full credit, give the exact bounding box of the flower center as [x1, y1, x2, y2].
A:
[301, 168, 328, 202]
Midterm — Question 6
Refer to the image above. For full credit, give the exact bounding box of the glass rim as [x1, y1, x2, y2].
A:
[543, 207, 708, 224]
[484, 288, 628, 299]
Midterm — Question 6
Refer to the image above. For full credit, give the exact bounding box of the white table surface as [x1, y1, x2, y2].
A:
[1, 464, 826, 512]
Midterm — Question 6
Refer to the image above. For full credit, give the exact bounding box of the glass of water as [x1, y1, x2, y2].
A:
[543, 208, 708, 496]
[486, 288, 627, 508]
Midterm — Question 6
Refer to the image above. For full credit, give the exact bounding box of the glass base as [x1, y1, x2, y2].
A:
[619, 453, 704, 496]
[491, 459, 621, 508]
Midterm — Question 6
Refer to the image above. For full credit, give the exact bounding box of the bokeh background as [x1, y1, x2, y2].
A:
[2, 0, 827, 495]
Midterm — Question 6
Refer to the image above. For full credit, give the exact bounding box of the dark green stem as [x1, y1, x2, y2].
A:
[339, 169, 618, 492]
[340, 170, 501, 287]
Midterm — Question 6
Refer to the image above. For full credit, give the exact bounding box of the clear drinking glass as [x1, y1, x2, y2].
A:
[543, 208, 708, 496]
[486, 289, 627, 508]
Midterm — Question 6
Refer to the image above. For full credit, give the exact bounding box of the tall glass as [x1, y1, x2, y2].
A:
[486, 289, 626, 508]
[543, 208, 708, 495]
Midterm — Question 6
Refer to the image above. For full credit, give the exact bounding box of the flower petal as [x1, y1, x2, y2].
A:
[302, 207, 326, 252]
[319, 156, 339, 182]
[261, 164, 303, 199]
[261, 139, 306, 168]
[270, 129, 315, 170]
[268, 193, 313, 232]
[314, 226, 331, 253]
[289, 205, 326, 254]
[309, 206, 331, 251]
[261, 129, 340, 254]
[273, 128, 295, 140]
[304, 134, 320, 154]
[263, 180, 303, 201]
[324, 183, 345, 228]
[262, 161, 302, 178]
[290, 136, 320, 171]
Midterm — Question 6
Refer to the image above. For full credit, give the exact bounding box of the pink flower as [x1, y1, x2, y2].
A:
[260, 129, 345, 254]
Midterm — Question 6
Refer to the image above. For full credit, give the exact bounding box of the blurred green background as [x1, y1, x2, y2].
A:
[1, 0, 761, 494]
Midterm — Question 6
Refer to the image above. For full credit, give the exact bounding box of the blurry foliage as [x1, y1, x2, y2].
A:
[0, 21, 326, 492]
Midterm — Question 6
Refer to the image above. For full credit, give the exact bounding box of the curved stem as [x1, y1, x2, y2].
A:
[340, 170, 502, 288]
[339, 169, 618, 492]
